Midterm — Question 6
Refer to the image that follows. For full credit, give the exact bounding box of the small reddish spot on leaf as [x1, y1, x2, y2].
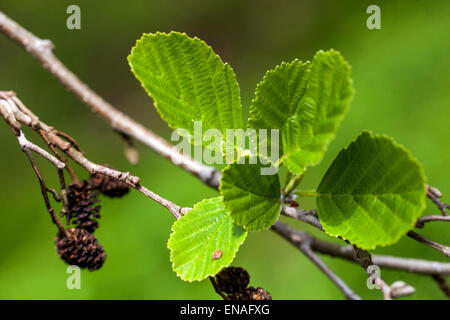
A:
[212, 249, 222, 260]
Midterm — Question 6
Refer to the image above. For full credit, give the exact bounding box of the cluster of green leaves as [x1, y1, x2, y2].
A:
[129, 32, 426, 281]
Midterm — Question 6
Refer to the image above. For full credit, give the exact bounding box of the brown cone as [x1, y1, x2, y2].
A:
[216, 267, 250, 294]
[230, 286, 272, 300]
[65, 180, 101, 233]
[55, 228, 106, 271]
[89, 165, 130, 198]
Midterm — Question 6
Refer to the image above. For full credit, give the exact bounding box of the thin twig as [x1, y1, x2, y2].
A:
[300, 244, 361, 300]
[38, 130, 79, 182]
[57, 168, 69, 217]
[0, 97, 68, 236]
[432, 275, 450, 299]
[209, 277, 231, 300]
[281, 206, 323, 231]
[407, 231, 450, 257]
[271, 221, 361, 300]
[23, 147, 68, 237]
[427, 184, 449, 216]
[0, 99, 63, 168]
[416, 215, 450, 228]
[54, 130, 84, 154]
[2, 94, 186, 220]
[46, 187, 61, 202]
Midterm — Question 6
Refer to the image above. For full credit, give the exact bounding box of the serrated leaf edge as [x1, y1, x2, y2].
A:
[167, 197, 247, 282]
[128, 31, 243, 140]
[316, 130, 427, 250]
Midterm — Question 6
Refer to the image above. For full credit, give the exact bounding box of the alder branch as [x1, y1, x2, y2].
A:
[0, 94, 64, 169]
[0, 93, 67, 237]
[272, 223, 361, 300]
[0, 11, 220, 189]
[282, 202, 450, 258]
[1, 11, 449, 299]
[0, 94, 187, 220]
[272, 221, 450, 275]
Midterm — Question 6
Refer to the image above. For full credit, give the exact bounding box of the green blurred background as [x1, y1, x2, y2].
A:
[0, 0, 449, 300]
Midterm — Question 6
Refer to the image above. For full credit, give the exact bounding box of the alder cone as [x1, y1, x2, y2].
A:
[55, 228, 106, 271]
[66, 180, 101, 233]
[89, 166, 130, 198]
[231, 287, 272, 300]
[216, 267, 250, 294]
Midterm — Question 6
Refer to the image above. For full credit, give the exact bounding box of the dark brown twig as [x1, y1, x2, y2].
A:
[46, 187, 61, 202]
[22, 149, 68, 237]
[432, 275, 450, 299]
[209, 277, 231, 300]
[407, 231, 450, 257]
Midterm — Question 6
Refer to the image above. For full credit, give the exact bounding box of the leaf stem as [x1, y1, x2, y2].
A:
[296, 190, 320, 197]
[284, 172, 304, 195]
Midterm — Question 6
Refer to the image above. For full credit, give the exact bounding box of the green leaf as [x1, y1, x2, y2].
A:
[220, 157, 281, 231]
[168, 197, 247, 281]
[248, 50, 353, 174]
[316, 131, 426, 250]
[128, 32, 243, 149]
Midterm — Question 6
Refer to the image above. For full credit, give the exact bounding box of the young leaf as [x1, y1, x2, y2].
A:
[220, 157, 281, 231]
[248, 50, 353, 174]
[128, 32, 243, 150]
[168, 197, 247, 282]
[316, 131, 426, 250]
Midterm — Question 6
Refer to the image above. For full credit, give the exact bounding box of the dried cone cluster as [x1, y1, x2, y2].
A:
[89, 165, 130, 198]
[56, 165, 130, 270]
[55, 228, 106, 271]
[215, 267, 272, 300]
[66, 180, 101, 233]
